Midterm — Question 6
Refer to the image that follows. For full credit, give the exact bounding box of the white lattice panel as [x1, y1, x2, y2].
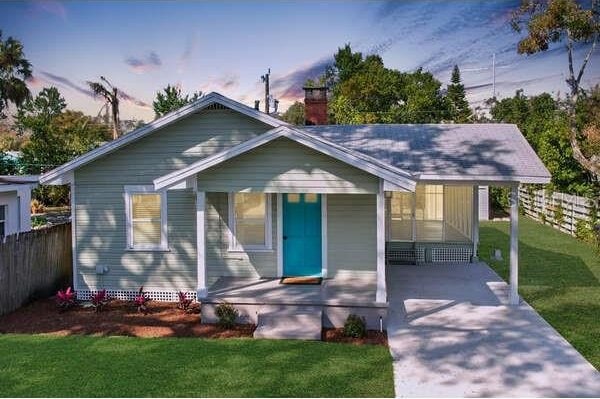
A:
[76, 289, 197, 302]
[431, 247, 473, 263]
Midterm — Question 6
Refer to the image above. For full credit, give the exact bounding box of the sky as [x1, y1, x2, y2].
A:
[1, 0, 599, 122]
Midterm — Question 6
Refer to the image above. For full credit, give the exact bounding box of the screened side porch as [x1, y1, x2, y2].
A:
[385, 184, 479, 264]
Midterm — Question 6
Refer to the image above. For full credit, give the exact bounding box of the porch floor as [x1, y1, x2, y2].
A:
[204, 275, 385, 308]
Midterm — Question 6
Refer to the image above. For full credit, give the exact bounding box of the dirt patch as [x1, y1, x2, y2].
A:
[322, 328, 388, 346]
[0, 298, 255, 338]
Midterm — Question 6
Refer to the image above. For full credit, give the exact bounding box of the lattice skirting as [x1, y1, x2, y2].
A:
[387, 242, 474, 264]
[76, 289, 197, 302]
[430, 246, 473, 263]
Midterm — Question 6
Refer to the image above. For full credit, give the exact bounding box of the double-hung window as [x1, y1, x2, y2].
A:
[229, 192, 272, 251]
[124, 186, 168, 251]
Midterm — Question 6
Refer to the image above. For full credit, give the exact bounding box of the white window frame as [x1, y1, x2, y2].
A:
[228, 192, 273, 252]
[124, 185, 168, 251]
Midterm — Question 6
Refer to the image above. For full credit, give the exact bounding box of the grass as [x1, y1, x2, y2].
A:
[480, 216, 600, 370]
[0, 335, 394, 397]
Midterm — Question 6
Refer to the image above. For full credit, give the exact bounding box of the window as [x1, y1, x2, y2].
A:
[390, 192, 413, 241]
[125, 186, 167, 250]
[0, 204, 6, 237]
[229, 192, 272, 251]
[415, 185, 444, 241]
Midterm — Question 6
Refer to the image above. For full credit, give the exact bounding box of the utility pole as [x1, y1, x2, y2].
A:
[492, 53, 496, 99]
[261, 68, 270, 114]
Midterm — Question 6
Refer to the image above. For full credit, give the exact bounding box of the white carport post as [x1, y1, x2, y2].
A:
[376, 180, 387, 303]
[195, 182, 208, 299]
[509, 184, 520, 305]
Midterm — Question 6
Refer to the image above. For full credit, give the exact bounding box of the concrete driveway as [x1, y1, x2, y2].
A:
[387, 263, 600, 397]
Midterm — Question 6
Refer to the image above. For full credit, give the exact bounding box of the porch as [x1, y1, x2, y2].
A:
[200, 274, 387, 329]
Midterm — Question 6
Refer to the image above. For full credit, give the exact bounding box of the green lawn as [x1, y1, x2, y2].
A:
[0, 335, 394, 397]
[480, 216, 600, 370]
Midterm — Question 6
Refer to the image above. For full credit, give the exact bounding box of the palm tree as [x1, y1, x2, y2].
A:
[0, 31, 32, 118]
[87, 76, 120, 139]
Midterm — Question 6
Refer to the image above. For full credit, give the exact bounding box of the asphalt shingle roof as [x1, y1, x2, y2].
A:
[303, 123, 551, 182]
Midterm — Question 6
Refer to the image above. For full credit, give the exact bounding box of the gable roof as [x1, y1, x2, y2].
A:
[40, 92, 287, 185]
[0, 175, 39, 192]
[153, 126, 417, 191]
[303, 124, 551, 184]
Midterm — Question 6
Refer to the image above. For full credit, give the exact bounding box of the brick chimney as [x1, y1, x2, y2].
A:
[303, 86, 328, 125]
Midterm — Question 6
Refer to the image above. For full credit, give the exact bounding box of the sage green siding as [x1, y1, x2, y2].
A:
[327, 194, 377, 275]
[206, 193, 277, 283]
[74, 109, 272, 292]
[197, 137, 379, 193]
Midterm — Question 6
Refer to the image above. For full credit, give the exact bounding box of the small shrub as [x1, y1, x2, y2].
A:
[177, 291, 193, 311]
[553, 203, 565, 226]
[489, 187, 510, 213]
[343, 314, 367, 338]
[56, 287, 77, 310]
[90, 289, 109, 312]
[215, 303, 238, 328]
[30, 199, 45, 215]
[133, 286, 151, 313]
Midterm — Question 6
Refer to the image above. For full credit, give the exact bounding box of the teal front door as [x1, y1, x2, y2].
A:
[283, 193, 322, 277]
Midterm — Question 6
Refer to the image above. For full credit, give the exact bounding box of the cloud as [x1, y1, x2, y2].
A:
[270, 57, 333, 101]
[37, 70, 150, 109]
[39, 70, 95, 97]
[27, 0, 67, 20]
[125, 51, 162, 74]
[25, 75, 44, 88]
[198, 73, 240, 93]
[178, 33, 199, 73]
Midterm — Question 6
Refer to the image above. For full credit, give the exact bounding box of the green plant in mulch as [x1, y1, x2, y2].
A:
[343, 314, 367, 338]
[215, 303, 238, 329]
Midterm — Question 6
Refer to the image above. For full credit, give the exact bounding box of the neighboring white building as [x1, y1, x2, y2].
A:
[0, 175, 39, 237]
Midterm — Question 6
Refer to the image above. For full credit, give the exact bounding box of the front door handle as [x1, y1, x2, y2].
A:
[283, 236, 288, 240]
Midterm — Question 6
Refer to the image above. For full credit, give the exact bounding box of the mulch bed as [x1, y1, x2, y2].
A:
[322, 328, 388, 346]
[0, 298, 255, 338]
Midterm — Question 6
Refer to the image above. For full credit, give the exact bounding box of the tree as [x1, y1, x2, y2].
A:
[511, 0, 600, 179]
[153, 85, 202, 119]
[16, 87, 109, 205]
[280, 101, 305, 125]
[446, 65, 472, 123]
[490, 90, 595, 194]
[0, 31, 32, 118]
[326, 44, 449, 124]
[87, 77, 120, 140]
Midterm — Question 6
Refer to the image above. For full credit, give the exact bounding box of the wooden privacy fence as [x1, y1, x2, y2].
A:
[519, 187, 599, 236]
[0, 223, 72, 316]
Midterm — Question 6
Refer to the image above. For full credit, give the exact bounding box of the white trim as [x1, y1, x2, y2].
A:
[472, 185, 479, 259]
[417, 175, 551, 184]
[376, 179, 387, 303]
[509, 185, 519, 305]
[39, 92, 288, 185]
[153, 126, 416, 192]
[227, 192, 273, 252]
[196, 190, 207, 298]
[70, 183, 78, 291]
[277, 193, 283, 278]
[321, 194, 328, 279]
[124, 185, 168, 251]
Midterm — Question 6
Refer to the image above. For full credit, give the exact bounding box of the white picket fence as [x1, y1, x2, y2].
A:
[519, 187, 599, 236]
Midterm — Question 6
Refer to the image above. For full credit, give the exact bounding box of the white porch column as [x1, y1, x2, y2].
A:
[472, 185, 479, 261]
[196, 190, 207, 299]
[376, 180, 387, 303]
[509, 185, 520, 305]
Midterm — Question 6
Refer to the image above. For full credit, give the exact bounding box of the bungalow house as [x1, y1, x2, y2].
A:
[0, 175, 39, 237]
[39, 91, 550, 331]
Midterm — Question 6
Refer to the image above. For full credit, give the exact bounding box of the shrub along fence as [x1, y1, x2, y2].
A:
[0, 223, 72, 316]
[519, 187, 599, 239]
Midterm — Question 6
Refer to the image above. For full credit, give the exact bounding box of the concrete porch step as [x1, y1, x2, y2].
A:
[253, 305, 323, 340]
